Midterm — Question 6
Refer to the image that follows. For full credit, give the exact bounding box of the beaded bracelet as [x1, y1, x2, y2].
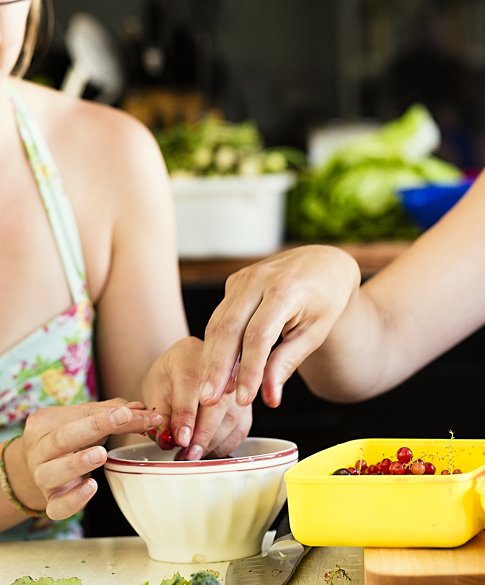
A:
[0, 435, 47, 518]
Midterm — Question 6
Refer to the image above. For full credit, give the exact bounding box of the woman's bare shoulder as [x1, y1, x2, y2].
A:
[14, 79, 166, 208]
[14, 78, 160, 161]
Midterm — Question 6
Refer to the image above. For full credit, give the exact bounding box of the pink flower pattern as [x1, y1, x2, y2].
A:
[0, 84, 98, 541]
[0, 297, 97, 429]
[61, 341, 89, 376]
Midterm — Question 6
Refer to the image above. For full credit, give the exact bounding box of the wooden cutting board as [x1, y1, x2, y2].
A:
[364, 530, 485, 584]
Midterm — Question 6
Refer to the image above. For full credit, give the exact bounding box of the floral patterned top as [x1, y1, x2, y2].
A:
[0, 85, 97, 540]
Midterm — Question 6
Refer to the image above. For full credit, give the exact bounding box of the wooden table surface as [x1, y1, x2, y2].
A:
[179, 241, 412, 286]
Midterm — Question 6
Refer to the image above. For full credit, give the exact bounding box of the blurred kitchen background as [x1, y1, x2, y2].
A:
[33, 0, 485, 165]
[30, 0, 485, 535]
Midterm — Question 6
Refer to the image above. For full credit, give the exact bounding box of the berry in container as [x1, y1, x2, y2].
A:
[285, 437, 485, 548]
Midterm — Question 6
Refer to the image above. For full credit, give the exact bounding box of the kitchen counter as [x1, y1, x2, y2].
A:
[0, 536, 363, 585]
[179, 240, 412, 286]
[3, 532, 485, 584]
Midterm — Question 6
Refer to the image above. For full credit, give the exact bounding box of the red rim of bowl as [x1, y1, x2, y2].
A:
[106, 441, 298, 469]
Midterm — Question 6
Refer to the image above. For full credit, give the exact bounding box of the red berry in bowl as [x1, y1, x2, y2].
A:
[424, 462, 436, 475]
[146, 425, 178, 450]
[396, 446, 413, 464]
[158, 428, 177, 450]
[367, 464, 379, 475]
[441, 469, 451, 475]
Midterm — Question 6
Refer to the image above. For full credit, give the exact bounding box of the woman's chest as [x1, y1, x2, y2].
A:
[0, 178, 72, 353]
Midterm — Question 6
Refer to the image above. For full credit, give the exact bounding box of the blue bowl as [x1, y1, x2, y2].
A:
[398, 180, 473, 230]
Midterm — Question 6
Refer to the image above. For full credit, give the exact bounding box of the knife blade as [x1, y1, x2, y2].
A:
[224, 531, 311, 585]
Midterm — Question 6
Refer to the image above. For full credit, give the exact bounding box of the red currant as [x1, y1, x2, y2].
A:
[396, 446, 413, 464]
[389, 461, 405, 475]
[378, 458, 392, 474]
[410, 459, 426, 475]
[331, 445, 460, 478]
[332, 468, 352, 475]
[157, 428, 177, 450]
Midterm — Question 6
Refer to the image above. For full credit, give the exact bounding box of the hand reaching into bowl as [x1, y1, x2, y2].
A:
[140, 246, 358, 460]
[141, 336, 252, 461]
[197, 245, 361, 409]
[2, 399, 163, 526]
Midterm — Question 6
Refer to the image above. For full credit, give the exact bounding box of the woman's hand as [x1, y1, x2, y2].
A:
[7, 399, 163, 521]
[197, 245, 361, 409]
[142, 337, 252, 460]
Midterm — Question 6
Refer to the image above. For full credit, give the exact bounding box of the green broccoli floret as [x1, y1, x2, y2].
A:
[190, 571, 221, 585]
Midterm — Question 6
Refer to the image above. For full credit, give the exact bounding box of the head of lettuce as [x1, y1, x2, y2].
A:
[287, 104, 463, 241]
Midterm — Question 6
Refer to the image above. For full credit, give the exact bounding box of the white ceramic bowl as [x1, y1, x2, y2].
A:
[104, 437, 298, 563]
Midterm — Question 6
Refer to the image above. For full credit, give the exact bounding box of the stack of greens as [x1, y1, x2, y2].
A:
[154, 117, 305, 177]
[286, 105, 463, 241]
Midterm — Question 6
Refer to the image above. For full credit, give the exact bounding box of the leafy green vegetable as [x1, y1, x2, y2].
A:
[9, 570, 221, 585]
[150, 570, 221, 585]
[189, 571, 221, 585]
[9, 578, 81, 585]
[287, 104, 463, 241]
[159, 573, 190, 585]
[154, 117, 305, 177]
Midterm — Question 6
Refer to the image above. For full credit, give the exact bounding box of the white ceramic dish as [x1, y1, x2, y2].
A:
[105, 437, 298, 563]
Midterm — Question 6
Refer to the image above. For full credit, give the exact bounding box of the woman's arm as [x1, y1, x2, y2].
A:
[302, 171, 485, 402]
[76, 104, 251, 456]
[195, 172, 485, 409]
[86, 109, 189, 402]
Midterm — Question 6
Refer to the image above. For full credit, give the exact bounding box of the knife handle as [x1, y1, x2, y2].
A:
[273, 510, 312, 557]
[274, 507, 291, 539]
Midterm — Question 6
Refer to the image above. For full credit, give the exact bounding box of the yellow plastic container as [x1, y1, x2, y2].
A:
[285, 438, 485, 548]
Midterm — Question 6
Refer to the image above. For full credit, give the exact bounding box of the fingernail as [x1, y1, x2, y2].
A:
[81, 478, 97, 497]
[86, 446, 105, 465]
[186, 444, 204, 461]
[177, 425, 191, 447]
[147, 412, 163, 426]
[126, 401, 146, 409]
[236, 385, 250, 404]
[200, 382, 214, 402]
[267, 385, 283, 408]
[111, 406, 131, 426]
